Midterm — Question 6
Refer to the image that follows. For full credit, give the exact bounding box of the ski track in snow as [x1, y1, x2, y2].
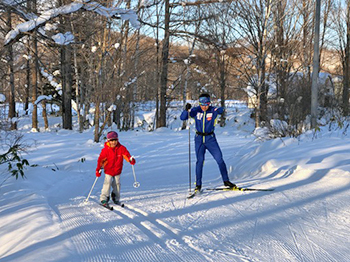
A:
[248, 184, 350, 262]
[52, 191, 257, 262]
[56, 198, 216, 262]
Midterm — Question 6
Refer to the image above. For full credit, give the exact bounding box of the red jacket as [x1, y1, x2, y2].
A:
[97, 142, 132, 176]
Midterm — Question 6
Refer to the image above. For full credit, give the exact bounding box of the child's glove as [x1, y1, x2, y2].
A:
[96, 169, 102, 177]
[130, 156, 136, 165]
[185, 103, 192, 111]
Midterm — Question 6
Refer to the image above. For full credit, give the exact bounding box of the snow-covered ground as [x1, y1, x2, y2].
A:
[1, 104, 350, 262]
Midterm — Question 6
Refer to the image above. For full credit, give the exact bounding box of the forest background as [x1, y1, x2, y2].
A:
[1, 0, 350, 143]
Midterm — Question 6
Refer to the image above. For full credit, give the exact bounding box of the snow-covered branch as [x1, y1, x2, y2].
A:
[4, 0, 140, 46]
[34, 95, 53, 105]
[40, 68, 61, 93]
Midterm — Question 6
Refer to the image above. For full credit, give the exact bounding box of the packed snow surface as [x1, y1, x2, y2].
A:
[1, 104, 350, 261]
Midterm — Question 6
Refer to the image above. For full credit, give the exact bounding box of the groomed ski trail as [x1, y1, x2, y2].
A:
[55, 197, 249, 262]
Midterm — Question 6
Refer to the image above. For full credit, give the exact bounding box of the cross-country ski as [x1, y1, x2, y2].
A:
[206, 186, 274, 192]
[187, 189, 202, 199]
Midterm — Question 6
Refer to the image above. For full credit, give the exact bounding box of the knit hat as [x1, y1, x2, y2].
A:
[107, 131, 118, 140]
[199, 94, 210, 105]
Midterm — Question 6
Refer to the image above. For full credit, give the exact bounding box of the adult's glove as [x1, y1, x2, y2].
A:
[185, 103, 192, 111]
[96, 169, 102, 177]
[130, 156, 136, 165]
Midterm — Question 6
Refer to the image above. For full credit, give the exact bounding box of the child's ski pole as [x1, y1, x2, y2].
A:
[132, 165, 140, 188]
[85, 176, 99, 202]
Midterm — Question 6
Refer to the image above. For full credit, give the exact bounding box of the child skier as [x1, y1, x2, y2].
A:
[180, 93, 236, 193]
[96, 131, 136, 207]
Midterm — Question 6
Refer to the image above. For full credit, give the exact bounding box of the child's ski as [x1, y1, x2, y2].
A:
[114, 202, 125, 208]
[100, 203, 114, 210]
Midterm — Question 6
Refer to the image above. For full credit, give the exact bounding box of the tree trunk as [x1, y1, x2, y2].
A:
[60, 45, 73, 130]
[94, 101, 100, 143]
[273, 0, 287, 118]
[6, 7, 16, 130]
[59, 0, 73, 130]
[311, 0, 321, 127]
[71, 22, 84, 132]
[131, 29, 141, 130]
[181, 62, 190, 130]
[31, 28, 39, 131]
[219, 51, 226, 127]
[25, 39, 30, 115]
[42, 101, 49, 129]
[343, 2, 350, 116]
[260, 58, 268, 124]
[182, 36, 197, 130]
[154, 3, 160, 130]
[158, 0, 170, 128]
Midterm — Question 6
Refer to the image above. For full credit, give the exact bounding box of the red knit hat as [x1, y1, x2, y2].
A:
[107, 131, 118, 140]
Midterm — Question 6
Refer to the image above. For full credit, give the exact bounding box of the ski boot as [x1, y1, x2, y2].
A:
[111, 192, 124, 207]
[194, 185, 202, 192]
[100, 200, 113, 210]
[224, 181, 237, 189]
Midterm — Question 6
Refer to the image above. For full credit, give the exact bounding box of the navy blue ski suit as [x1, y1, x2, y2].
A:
[180, 105, 229, 186]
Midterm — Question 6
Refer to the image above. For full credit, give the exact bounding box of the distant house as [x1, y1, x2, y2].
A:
[246, 72, 342, 109]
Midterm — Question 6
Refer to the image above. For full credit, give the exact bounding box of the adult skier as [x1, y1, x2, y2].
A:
[180, 93, 236, 193]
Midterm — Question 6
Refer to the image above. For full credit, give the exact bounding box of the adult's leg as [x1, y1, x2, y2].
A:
[195, 140, 206, 186]
[206, 138, 229, 182]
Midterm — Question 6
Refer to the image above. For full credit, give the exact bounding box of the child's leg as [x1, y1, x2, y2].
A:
[111, 175, 121, 202]
[100, 174, 113, 202]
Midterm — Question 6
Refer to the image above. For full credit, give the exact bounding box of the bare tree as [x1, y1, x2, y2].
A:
[187, 3, 233, 126]
[232, 0, 273, 127]
[335, 0, 350, 116]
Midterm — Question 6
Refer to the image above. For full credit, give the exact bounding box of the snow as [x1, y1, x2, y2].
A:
[34, 95, 53, 105]
[1, 104, 350, 261]
[108, 105, 117, 112]
[51, 32, 75, 45]
[0, 94, 5, 103]
[40, 68, 61, 91]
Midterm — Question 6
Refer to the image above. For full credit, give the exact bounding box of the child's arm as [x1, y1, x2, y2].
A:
[122, 148, 136, 165]
[96, 149, 107, 176]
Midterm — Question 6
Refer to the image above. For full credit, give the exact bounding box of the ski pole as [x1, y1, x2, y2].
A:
[131, 165, 140, 188]
[188, 111, 191, 193]
[85, 176, 99, 202]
